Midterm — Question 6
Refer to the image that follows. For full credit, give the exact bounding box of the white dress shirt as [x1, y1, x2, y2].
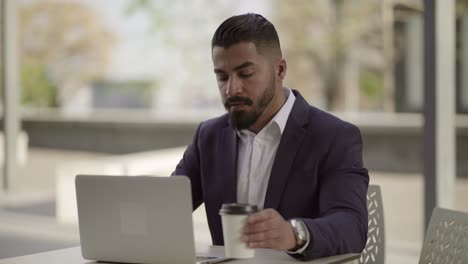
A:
[236, 88, 310, 254]
[236, 88, 296, 209]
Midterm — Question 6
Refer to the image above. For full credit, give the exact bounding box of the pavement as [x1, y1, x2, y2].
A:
[0, 148, 467, 263]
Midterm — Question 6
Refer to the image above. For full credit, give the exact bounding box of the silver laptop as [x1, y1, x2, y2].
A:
[75, 175, 229, 264]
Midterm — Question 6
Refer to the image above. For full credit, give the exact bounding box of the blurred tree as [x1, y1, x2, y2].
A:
[124, 0, 234, 110]
[125, 1, 397, 112]
[271, 0, 383, 111]
[124, 0, 230, 45]
[458, 0, 468, 15]
[360, 69, 384, 110]
[20, 62, 58, 107]
[18, 0, 114, 107]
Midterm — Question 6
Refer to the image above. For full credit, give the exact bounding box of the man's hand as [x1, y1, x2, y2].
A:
[241, 208, 297, 251]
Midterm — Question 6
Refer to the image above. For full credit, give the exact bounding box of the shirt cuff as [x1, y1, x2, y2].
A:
[286, 219, 311, 255]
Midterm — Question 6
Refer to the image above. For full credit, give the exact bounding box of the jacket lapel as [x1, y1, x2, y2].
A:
[221, 125, 238, 204]
[263, 91, 309, 210]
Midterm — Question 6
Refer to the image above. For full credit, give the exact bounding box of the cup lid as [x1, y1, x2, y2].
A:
[219, 203, 258, 215]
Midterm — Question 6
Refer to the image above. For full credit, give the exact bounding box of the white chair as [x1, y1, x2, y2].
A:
[418, 207, 468, 264]
[323, 184, 386, 264]
[358, 184, 385, 264]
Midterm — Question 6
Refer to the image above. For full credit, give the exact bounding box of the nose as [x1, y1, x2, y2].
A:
[225, 76, 242, 97]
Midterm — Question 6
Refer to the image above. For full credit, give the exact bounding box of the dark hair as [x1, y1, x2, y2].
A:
[211, 13, 282, 58]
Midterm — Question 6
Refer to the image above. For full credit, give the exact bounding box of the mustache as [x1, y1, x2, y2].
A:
[223, 96, 253, 108]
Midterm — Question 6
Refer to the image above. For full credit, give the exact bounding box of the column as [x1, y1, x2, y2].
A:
[423, 0, 456, 228]
[1, 0, 20, 192]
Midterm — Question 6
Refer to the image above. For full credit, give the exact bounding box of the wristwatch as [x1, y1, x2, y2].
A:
[288, 219, 308, 249]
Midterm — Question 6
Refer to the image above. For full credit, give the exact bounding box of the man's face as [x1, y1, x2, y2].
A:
[212, 42, 277, 130]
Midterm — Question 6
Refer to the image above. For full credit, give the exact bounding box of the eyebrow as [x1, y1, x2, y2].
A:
[214, 61, 255, 74]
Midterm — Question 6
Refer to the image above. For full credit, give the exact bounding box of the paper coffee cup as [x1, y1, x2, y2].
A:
[219, 203, 258, 259]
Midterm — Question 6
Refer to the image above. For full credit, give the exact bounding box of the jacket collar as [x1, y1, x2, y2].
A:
[220, 90, 310, 208]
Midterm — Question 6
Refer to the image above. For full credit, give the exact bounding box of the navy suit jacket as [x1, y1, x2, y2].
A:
[173, 90, 369, 260]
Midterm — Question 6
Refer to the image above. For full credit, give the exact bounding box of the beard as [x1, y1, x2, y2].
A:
[224, 77, 276, 130]
[228, 108, 258, 130]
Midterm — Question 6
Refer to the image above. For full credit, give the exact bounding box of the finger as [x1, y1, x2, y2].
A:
[241, 234, 248, 243]
[246, 229, 280, 243]
[248, 237, 285, 250]
[247, 210, 273, 224]
[244, 219, 275, 234]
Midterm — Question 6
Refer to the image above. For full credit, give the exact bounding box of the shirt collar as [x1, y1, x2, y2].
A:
[237, 87, 296, 138]
[271, 87, 296, 135]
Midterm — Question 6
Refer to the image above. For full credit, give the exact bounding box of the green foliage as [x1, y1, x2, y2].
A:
[0, 64, 58, 107]
[21, 63, 59, 107]
[124, 0, 151, 16]
[360, 70, 383, 99]
[18, 0, 114, 108]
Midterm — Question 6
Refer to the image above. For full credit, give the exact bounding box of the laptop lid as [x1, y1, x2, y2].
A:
[76, 175, 198, 264]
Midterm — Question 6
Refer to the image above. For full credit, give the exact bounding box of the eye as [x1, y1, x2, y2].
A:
[239, 73, 253, 78]
[216, 74, 228, 82]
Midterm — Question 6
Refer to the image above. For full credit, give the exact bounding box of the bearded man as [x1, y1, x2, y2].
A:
[173, 13, 369, 261]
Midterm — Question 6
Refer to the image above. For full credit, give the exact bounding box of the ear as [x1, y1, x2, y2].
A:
[276, 58, 287, 81]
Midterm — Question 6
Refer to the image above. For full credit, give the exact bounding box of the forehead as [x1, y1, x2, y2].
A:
[212, 42, 266, 70]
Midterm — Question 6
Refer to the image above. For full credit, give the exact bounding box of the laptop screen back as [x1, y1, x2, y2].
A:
[75, 175, 196, 264]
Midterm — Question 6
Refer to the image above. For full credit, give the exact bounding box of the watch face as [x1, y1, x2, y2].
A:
[291, 219, 307, 245]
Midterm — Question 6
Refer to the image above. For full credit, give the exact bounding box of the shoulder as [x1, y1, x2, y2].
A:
[198, 113, 229, 132]
[307, 106, 359, 132]
[291, 92, 361, 139]
[194, 113, 231, 141]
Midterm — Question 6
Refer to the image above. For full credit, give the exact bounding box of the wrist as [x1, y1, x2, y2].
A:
[288, 219, 308, 251]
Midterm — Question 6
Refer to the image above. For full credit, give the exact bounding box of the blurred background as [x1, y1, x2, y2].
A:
[0, 0, 467, 263]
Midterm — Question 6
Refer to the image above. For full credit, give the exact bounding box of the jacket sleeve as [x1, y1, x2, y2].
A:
[290, 123, 369, 261]
[172, 122, 204, 211]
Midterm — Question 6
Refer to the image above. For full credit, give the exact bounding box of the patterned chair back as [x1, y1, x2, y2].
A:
[419, 207, 468, 264]
[358, 185, 385, 264]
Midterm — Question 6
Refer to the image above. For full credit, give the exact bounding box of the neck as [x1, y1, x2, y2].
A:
[248, 87, 286, 134]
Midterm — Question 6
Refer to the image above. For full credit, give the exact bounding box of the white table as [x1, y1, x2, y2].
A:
[0, 246, 359, 264]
